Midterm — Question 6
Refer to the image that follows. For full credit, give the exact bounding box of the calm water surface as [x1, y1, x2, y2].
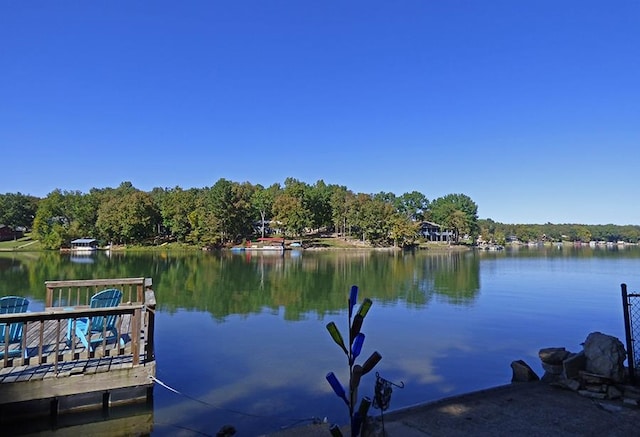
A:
[1, 246, 639, 435]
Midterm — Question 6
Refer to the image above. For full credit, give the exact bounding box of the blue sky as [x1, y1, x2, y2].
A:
[2, 1, 639, 225]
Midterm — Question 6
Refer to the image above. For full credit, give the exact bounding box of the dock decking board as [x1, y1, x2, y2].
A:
[1, 315, 150, 397]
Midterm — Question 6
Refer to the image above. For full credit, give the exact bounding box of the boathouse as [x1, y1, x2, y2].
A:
[70, 238, 98, 252]
[0, 277, 156, 431]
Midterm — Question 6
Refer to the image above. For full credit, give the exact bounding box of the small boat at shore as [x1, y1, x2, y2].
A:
[244, 237, 285, 251]
[476, 243, 504, 251]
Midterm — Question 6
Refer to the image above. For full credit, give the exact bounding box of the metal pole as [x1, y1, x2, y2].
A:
[621, 283, 636, 384]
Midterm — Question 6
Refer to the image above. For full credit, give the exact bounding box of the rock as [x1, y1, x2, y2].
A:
[539, 347, 570, 364]
[578, 390, 607, 399]
[621, 385, 640, 400]
[562, 351, 586, 379]
[550, 377, 581, 391]
[541, 371, 563, 383]
[579, 371, 612, 385]
[623, 398, 640, 407]
[511, 360, 540, 382]
[583, 332, 626, 383]
[607, 385, 623, 399]
[583, 384, 607, 393]
[541, 362, 563, 375]
[596, 402, 623, 413]
[563, 378, 581, 391]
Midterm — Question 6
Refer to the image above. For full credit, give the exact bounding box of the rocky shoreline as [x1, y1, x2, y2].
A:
[268, 330, 640, 437]
[512, 331, 640, 405]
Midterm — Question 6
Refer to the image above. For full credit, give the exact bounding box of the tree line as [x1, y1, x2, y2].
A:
[0, 179, 479, 249]
[2, 181, 637, 249]
[478, 219, 640, 245]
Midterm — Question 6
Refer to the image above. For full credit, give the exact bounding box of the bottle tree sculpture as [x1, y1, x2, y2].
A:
[325, 285, 382, 437]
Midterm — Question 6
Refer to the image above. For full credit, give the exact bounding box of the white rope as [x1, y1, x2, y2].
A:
[149, 374, 321, 425]
[149, 375, 180, 394]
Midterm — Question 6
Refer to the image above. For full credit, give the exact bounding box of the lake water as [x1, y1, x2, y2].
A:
[1, 245, 639, 435]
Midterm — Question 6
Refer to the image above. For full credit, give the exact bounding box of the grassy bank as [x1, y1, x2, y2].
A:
[0, 234, 468, 252]
[0, 236, 42, 251]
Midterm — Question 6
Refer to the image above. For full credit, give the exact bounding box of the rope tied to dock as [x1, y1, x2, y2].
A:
[149, 375, 325, 428]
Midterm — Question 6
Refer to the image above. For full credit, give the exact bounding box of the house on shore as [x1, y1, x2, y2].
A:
[420, 221, 453, 242]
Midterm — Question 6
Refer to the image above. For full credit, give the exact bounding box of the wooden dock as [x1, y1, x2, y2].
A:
[0, 278, 156, 426]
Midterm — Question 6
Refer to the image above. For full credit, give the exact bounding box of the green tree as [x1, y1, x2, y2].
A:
[307, 180, 333, 231]
[351, 195, 395, 245]
[389, 213, 420, 247]
[32, 189, 97, 249]
[203, 179, 256, 244]
[0, 192, 39, 230]
[396, 191, 429, 222]
[272, 178, 312, 237]
[251, 183, 280, 238]
[231, 181, 257, 240]
[208, 179, 236, 243]
[187, 190, 220, 246]
[273, 194, 310, 237]
[330, 185, 354, 237]
[574, 226, 592, 243]
[429, 194, 479, 243]
[96, 189, 160, 244]
[152, 186, 199, 242]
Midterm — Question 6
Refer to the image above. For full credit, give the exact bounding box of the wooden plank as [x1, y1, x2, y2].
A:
[45, 278, 150, 307]
[2, 309, 142, 371]
[45, 278, 147, 288]
[0, 305, 144, 324]
[0, 361, 155, 404]
[15, 367, 36, 382]
[30, 364, 53, 381]
[2, 366, 27, 383]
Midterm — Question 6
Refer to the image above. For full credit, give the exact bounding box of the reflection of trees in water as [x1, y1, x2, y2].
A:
[430, 251, 480, 305]
[4, 246, 640, 321]
[0, 250, 483, 321]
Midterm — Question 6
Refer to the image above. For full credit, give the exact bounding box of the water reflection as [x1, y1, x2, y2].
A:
[1, 247, 638, 435]
[1, 246, 637, 319]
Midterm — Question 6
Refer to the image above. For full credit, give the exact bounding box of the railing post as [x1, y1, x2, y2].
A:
[45, 286, 53, 308]
[622, 283, 636, 384]
[144, 289, 156, 363]
[132, 307, 141, 366]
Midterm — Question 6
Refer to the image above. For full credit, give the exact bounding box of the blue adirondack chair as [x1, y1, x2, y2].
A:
[0, 296, 29, 358]
[67, 288, 124, 351]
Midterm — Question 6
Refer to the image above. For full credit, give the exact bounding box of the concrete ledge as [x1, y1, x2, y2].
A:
[268, 382, 640, 436]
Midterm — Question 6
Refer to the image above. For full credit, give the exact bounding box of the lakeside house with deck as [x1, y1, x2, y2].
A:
[420, 221, 453, 242]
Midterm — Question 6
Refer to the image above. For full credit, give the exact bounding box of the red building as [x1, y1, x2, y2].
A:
[0, 225, 20, 241]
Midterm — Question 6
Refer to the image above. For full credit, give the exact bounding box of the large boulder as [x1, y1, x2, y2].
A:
[511, 360, 540, 382]
[562, 351, 586, 379]
[583, 332, 626, 383]
[539, 347, 570, 364]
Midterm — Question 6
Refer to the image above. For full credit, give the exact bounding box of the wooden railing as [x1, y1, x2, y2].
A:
[1, 278, 156, 370]
[45, 277, 151, 307]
